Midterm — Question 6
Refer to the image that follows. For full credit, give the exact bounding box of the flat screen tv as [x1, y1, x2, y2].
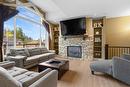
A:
[60, 17, 86, 36]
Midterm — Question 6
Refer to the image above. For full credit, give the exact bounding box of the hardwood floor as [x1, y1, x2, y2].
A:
[29, 58, 129, 87]
[57, 58, 129, 87]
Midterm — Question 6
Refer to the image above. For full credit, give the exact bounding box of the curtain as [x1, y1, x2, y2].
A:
[42, 20, 51, 49]
[0, 4, 18, 61]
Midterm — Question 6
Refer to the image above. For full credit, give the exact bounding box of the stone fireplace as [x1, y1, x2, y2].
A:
[59, 36, 93, 59]
[67, 46, 82, 58]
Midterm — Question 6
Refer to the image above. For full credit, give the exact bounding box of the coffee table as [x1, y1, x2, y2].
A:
[38, 59, 69, 79]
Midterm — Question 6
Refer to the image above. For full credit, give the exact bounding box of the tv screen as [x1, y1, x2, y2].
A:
[60, 17, 86, 36]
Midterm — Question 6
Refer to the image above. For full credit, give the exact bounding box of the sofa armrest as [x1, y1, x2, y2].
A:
[0, 61, 15, 69]
[22, 68, 52, 87]
[29, 70, 58, 87]
[6, 53, 11, 56]
[48, 50, 55, 53]
[5, 56, 27, 68]
[112, 57, 130, 85]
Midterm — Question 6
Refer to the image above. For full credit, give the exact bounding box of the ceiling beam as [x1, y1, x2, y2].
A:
[0, 0, 53, 25]
[1, 3, 17, 7]
[19, 0, 28, 3]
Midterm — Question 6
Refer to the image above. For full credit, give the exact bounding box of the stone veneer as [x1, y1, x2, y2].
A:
[59, 36, 93, 59]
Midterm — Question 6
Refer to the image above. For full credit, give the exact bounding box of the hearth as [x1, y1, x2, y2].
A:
[67, 46, 82, 58]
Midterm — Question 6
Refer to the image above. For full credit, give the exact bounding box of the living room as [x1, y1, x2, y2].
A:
[0, 0, 130, 87]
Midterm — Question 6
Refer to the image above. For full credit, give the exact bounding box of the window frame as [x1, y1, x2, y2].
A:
[4, 6, 49, 50]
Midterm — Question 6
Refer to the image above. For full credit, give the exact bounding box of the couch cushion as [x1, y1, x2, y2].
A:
[46, 53, 55, 58]
[38, 54, 50, 62]
[14, 71, 39, 82]
[27, 48, 42, 56]
[10, 49, 15, 56]
[10, 49, 30, 57]
[18, 68, 52, 87]
[39, 53, 55, 57]
[0, 67, 22, 87]
[7, 67, 28, 77]
[24, 56, 39, 66]
[40, 47, 49, 54]
[38, 53, 55, 62]
[37, 53, 49, 58]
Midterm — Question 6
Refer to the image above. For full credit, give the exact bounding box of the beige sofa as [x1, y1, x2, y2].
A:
[0, 61, 58, 87]
[5, 47, 55, 68]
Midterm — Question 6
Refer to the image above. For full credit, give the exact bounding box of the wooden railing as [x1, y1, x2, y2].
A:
[105, 44, 130, 59]
[22, 43, 39, 48]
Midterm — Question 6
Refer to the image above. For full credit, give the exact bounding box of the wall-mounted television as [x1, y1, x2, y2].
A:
[60, 17, 86, 36]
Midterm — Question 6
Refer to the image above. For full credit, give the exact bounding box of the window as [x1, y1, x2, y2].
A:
[3, 6, 49, 54]
[17, 6, 41, 22]
[16, 18, 41, 48]
[4, 18, 14, 54]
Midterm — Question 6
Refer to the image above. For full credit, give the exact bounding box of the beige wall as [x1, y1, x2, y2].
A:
[86, 18, 93, 36]
[105, 16, 130, 46]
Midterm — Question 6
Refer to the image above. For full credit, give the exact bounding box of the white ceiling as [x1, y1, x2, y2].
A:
[31, 0, 130, 23]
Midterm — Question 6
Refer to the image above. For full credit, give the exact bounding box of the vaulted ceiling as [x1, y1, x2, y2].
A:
[0, 0, 28, 3]
[1, 0, 130, 23]
[31, 0, 130, 23]
[0, 0, 46, 19]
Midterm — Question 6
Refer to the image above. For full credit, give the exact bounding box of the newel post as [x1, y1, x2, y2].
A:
[105, 44, 109, 59]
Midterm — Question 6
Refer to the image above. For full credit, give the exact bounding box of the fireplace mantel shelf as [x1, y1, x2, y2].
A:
[61, 35, 88, 40]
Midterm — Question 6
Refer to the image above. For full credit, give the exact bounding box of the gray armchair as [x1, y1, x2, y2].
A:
[90, 54, 130, 85]
[0, 61, 58, 87]
[112, 58, 130, 85]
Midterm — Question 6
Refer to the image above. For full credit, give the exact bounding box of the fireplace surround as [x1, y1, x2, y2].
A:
[59, 36, 93, 59]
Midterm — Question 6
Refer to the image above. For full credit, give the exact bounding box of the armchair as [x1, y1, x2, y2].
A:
[90, 54, 130, 85]
[0, 61, 58, 87]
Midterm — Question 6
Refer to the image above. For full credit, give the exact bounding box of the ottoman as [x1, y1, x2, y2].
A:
[90, 60, 113, 75]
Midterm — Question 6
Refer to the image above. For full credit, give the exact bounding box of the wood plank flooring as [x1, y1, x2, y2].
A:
[57, 58, 129, 87]
[29, 58, 129, 87]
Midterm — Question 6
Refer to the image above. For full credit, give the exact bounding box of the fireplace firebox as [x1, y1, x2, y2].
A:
[67, 46, 82, 58]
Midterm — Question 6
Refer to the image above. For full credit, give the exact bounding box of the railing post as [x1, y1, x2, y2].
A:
[105, 44, 109, 59]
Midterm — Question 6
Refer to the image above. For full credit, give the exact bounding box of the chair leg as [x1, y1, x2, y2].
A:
[91, 71, 94, 75]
